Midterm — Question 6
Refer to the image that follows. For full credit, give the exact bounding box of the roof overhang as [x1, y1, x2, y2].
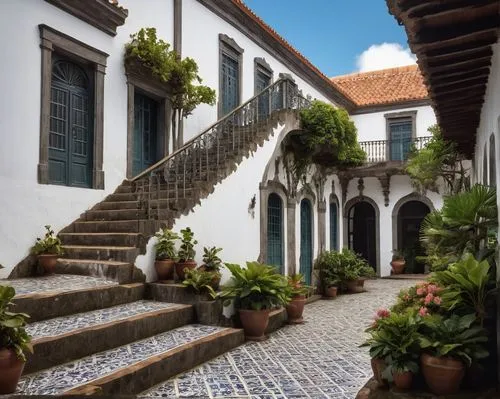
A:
[387, 0, 500, 156]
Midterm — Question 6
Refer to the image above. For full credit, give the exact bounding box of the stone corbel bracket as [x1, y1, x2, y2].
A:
[378, 174, 391, 207]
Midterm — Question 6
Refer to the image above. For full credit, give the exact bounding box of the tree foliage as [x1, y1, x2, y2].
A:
[405, 124, 469, 195]
[298, 100, 366, 168]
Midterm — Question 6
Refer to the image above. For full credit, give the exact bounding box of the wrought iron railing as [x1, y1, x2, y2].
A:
[132, 77, 310, 220]
[359, 136, 432, 163]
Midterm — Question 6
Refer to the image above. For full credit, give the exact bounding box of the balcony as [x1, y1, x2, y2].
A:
[359, 136, 432, 163]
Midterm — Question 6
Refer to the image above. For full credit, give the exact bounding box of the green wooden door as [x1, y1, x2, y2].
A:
[49, 60, 92, 187]
[300, 199, 313, 284]
[267, 193, 283, 273]
[133, 93, 158, 176]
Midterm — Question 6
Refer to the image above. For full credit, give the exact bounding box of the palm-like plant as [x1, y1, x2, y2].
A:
[420, 184, 497, 262]
[218, 262, 291, 310]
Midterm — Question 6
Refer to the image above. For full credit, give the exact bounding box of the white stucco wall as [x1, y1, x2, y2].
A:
[352, 105, 437, 142]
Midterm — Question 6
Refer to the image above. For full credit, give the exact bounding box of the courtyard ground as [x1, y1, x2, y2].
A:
[141, 278, 417, 399]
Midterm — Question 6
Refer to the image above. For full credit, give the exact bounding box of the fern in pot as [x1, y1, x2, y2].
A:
[176, 228, 198, 281]
[0, 286, 32, 394]
[154, 228, 179, 281]
[218, 262, 290, 341]
[30, 225, 63, 275]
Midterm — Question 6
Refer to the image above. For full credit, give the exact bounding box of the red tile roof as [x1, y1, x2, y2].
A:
[330, 65, 429, 108]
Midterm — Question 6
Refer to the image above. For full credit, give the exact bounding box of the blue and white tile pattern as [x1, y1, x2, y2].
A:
[141, 279, 415, 399]
[27, 300, 182, 340]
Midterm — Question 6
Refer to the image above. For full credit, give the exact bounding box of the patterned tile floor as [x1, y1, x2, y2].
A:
[27, 300, 182, 340]
[2, 274, 117, 296]
[18, 324, 228, 395]
[141, 279, 416, 399]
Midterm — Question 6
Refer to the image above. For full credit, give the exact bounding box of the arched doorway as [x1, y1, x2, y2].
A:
[267, 193, 284, 273]
[348, 201, 377, 270]
[398, 201, 430, 273]
[300, 199, 313, 284]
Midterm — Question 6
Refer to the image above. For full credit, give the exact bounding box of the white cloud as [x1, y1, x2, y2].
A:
[356, 43, 417, 72]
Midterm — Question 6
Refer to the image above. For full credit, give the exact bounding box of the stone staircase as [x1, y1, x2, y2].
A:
[49, 77, 307, 284]
[5, 275, 244, 395]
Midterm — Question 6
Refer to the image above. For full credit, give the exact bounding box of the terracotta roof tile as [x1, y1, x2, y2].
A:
[330, 65, 429, 108]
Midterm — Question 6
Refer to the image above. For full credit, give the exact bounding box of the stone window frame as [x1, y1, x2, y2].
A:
[483, 142, 488, 185]
[253, 57, 273, 94]
[329, 194, 340, 251]
[125, 72, 172, 179]
[384, 110, 417, 161]
[489, 133, 496, 187]
[38, 24, 108, 189]
[218, 34, 244, 118]
[44, 0, 128, 37]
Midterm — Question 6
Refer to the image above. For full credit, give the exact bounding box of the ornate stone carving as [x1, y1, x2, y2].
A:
[357, 178, 365, 198]
[339, 174, 350, 205]
[313, 170, 327, 203]
[378, 175, 391, 207]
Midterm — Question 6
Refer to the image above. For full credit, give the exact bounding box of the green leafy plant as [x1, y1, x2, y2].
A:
[30, 225, 63, 256]
[420, 184, 497, 264]
[0, 286, 32, 361]
[419, 313, 489, 366]
[362, 312, 421, 379]
[202, 247, 223, 272]
[287, 274, 311, 297]
[178, 227, 197, 262]
[392, 249, 405, 261]
[218, 262, 291, 310]
[154, 228, 179, 260]
[430, 254, 495, 325]
[182, 269, 217, 297]
[406, 124, 469, 195]
[125, 28, 216, 149]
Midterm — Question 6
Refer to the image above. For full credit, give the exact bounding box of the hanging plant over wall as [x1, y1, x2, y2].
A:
[125, 27, 216, 150]
[282, 100, 366, 183]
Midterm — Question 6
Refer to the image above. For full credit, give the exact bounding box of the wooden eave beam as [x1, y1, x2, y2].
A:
[411, 28, 498, 52]
[425, 56, 491, 75]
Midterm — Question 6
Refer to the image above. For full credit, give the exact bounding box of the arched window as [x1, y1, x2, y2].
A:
[267, 193, 283, 272]
[483, 144, 488, 185]
[489, 134, 496, 187]
[330, 201, 338, 251]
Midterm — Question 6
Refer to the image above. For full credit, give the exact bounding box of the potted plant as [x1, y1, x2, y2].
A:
[218, 262, 290, 341]
[154, 228, 179, 281]
[199, 246, 223, 289]
[30, 225, 63, 274]
[182, 269, 217, 299]
[0, 286, 32, 394]
[357, 263, 376, 291]
[419, 313, 489, 395]
[391, 250, 406, 275]
[313, 250, 343, 297]
[176, 227, 198, 281]
[285, 274, 310, 324]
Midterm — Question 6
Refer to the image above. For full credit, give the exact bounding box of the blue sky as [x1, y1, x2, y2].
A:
[244, 0, 416, 77]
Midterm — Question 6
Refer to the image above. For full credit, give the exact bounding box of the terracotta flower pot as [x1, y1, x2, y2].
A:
[198, 265, 221, 290]
[286, 295, 306, 324]
[346, 280, 358, 293]
[391, 259, 406, 275]
[0, 348, 25, 394]
[239, 308, 270, 341]
[393, 371, 413, 390]
[355, 278, 365, 292]
[421, 353, 465, 395]
[371, 358, 388, 387]
[37, 254, 58, 275]
[175, 260, 197, 281]
[154, 259, 175, 280]
[325, 286, 338, 298]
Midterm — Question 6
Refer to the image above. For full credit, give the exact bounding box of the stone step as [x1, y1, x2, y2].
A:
[73, 220, 140, 233]
[59, 232, 143, 247]
[25, 301, 193, 374]
[96, 200, 140, 210]
[115, 184, 134, 193]
[18, 325, 244, 395]
[105, 192, 138, 202]
[85, 209, 147, 221]
[5, 275, 144, 322]
[62, 245, 140, 263]
[55, 258, 144, 284]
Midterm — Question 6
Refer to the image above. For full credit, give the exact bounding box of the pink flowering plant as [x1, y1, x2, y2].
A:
[391, 282, 443, 317]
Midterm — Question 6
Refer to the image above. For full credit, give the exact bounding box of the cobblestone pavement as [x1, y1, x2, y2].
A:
[142, 278, 417, 399]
